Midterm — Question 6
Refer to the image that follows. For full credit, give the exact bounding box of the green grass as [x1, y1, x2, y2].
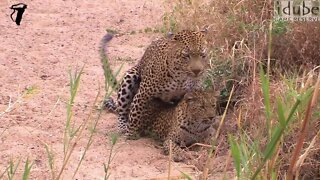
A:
[227, 68, 315, 179]
[44, 66, 100, 180]
[0, 158, 33, 180]
[0, 59, 122, 179]
[0, 88, 37, 179]
[49, 60, 121, 179]
[5, 159, 20, 180]
[103, 133, 120, 180]
[22, 158, 33, 180]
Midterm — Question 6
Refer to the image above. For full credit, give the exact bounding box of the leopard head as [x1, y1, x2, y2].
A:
[178, 90, 217, 134]
[167, 30, 208, 80]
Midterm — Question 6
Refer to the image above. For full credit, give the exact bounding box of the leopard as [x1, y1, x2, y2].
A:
[151, 90, 218, 162]
[106, 89, 218, 162]
[105, 29, 209, 137]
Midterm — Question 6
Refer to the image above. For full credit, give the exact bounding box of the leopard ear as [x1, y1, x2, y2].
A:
[198, 25, 210, 34]
[200, 27, 208, 33]
[167, 31, 174, 38]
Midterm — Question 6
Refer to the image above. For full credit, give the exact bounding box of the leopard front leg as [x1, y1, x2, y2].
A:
[163, 132, 189, 162]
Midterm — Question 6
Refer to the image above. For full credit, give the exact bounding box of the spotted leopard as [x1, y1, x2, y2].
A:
[105, 29, 209, 136]
[106, 89, 218, 161]
[151, 90, 218, 162]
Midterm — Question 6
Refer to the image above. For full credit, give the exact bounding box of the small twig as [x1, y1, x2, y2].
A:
[188, 143, 212, 149]
[201, 138, 224, 180]
[215, 85, 235, 140]
[149, 175, 183, 180]
[0, 92, 25, 117]
[201, 85, 235, 180]
[168, 140, 172, 180]
[294, 129, 320, 178]
[222, 150, 232, 179]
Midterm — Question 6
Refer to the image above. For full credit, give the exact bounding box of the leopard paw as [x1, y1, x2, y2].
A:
[103, 97, 117, 113]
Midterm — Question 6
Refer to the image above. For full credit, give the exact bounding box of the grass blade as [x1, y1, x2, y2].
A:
[8, 159, 20, 180]
[228, 135, 241, 177]
[45, 144, 55, 179]
[251, 98, 301, 179]
[104, 133, 120, 179]
[260, 67, 271, 137]
[276, 98, 286, 127]
[22, 158, 34, 180]
[179, 170, 192, 180]
[288, 72, 320, 179]
[0, 166, 9, 179]
[72, 85, 101, 178]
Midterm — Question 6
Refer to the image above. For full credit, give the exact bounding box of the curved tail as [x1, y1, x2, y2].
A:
[100, 33, 118, 90]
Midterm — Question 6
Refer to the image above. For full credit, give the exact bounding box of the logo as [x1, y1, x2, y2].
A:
[10, 3, 27, 26]
[274, 0, 320, 21]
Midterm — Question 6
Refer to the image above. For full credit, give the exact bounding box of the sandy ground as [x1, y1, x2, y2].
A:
[0, 0, 233, 179]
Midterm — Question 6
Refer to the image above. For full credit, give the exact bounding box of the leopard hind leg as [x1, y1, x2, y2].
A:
[116, 67, 141, 133]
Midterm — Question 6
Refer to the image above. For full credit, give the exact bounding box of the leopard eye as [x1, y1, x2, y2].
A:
[181, 50, 190, 59]
[185, 97, 195, 104]
[199, 105, 205, 109]
[200, 53, 207, 58]
[186, 97, 193, 101]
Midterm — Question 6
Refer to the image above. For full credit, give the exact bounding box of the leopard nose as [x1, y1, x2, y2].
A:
[192, 69, 201, 76]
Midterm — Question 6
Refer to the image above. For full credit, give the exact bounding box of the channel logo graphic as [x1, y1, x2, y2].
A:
[10, 3, 27, 26]
[274, 0, 320, 21]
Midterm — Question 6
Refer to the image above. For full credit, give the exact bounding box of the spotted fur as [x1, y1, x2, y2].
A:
[151, 90, 218, 162]
[106, 89, 218, 162]
[108, 30, 208, 136]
